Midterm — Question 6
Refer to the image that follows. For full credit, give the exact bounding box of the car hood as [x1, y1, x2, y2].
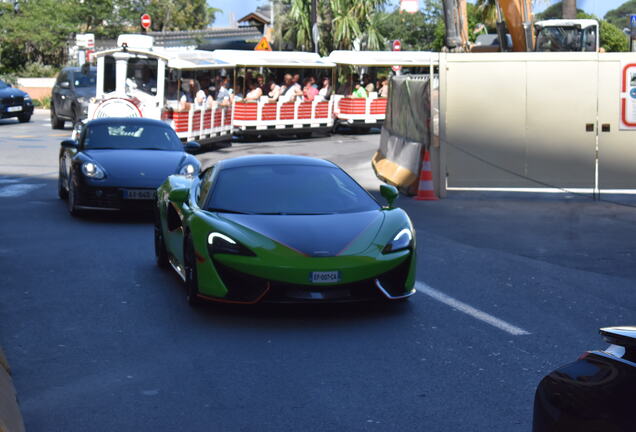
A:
[0, 86, 28, 99]
[84, 149, 186, 187]
[219, 211, 385, 257]
[73, 87, 95, 99]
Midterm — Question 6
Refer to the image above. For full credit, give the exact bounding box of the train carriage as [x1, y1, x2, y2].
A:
[89, 35, 235, 146]
[211, 50, 336, 137]
[325, 50, 437, 129]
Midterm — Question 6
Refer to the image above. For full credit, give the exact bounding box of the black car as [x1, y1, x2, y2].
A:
[58, 117, 201, 215]
[0, 79, 33, 123]
[51, 65, 96, 129]
[533, 326, 636, 431]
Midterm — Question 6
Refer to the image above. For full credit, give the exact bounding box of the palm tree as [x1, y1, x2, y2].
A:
[562, 0, 577, 19]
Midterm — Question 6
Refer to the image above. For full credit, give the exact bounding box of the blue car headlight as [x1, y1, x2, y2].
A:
[81, 161, 105, 179]
[382, 228, 413, 254]
[207, 232, 255, 256]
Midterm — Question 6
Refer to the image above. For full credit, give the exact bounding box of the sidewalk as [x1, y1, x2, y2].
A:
[0, 348, 24, 432]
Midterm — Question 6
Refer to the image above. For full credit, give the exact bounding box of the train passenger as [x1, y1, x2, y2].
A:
[363, 73, 374, 93]
[352, 80, 368, 98]
[302, 77, 319, 102]
[318, 76, 332, 100]
[378, 77, 389, 98]
[244, 80, 263, 102]
[216, 76, 232, 105]
[267, 80, 281, 102]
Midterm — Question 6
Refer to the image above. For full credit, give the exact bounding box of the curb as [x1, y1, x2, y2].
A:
[0, 348, 25, 432]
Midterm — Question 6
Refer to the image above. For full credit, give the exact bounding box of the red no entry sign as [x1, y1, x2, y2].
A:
[392, 40, 401, 51]
[141, 14, 151, 30]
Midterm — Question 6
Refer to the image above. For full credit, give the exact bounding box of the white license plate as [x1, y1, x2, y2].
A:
[7, 106, 22, 112]
[310, 271, 340, 284]
[123, 189, 155, 200]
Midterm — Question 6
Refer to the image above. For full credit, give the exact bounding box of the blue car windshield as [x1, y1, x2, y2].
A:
[207, 164, 380, 215]
[73, 71, 96, 88]
[83, 123, 183, 151]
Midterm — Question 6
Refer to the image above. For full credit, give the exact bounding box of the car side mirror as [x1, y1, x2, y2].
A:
[185, 141, 201, 151]
[380, 184, 399, 208]
[60, 81, 71, 89]
[168, 187, 189, 204]
[6, 83, 11, 88]
[60, 139, 78, 149]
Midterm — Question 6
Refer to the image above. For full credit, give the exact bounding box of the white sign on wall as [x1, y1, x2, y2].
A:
[620, 62, 636, 130]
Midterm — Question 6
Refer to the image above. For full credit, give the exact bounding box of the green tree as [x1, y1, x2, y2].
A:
[604, 0, 636, 31]
[273, 0, 388, 53]
[126, 0, 219, 31]
[377, 1, 443, 51]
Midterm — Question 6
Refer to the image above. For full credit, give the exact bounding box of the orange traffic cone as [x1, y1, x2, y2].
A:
[414, 148, 438, 201]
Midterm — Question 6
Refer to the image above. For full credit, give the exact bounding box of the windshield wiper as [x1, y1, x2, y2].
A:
[207, 208, 253, 214]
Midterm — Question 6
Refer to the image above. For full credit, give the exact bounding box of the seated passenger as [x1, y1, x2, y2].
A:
[302, 78, 319, 102]
[377, 77, 389, 98]
[244, 80, 263, 102]
[267, 81, 281, 102]
[363, 73, 374, 94]
[318, 76, 332, 101]
[279, 73, 300, 102]
[352, 81, 368, 98]
[179, 79, 198, 110]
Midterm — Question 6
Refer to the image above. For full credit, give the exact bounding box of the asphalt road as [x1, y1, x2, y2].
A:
[1, 111, 636, 431]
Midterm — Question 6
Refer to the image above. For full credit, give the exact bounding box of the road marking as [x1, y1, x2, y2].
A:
[11, 135, 35, 139]
[48, 133, 69, 137]
[0, 183, 45, 198]
[415, 281, 531, 336]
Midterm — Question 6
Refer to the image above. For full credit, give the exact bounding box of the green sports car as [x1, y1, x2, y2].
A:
[154, 154, 416, 305]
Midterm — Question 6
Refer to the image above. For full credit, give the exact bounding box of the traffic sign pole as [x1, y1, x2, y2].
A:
[392, 40, 401, 73]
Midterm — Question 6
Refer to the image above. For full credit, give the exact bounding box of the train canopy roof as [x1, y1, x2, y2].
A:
[325, 50, 438, 67]
[212, 50, 336, 68]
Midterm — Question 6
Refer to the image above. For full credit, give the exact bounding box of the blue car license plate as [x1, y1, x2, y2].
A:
[123, 189, 155, 200]
[310, 271, 340, 284]
[7, 106, 22, 113]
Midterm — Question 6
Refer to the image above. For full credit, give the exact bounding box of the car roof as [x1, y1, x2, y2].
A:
[61, 66, 97, 73]
[218, 154, 336, 170]
[85, 117, 171, 128]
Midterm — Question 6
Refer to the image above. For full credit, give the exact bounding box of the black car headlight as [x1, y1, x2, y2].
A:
[382, 228, 413, 254]
[179, 163, 198, 177]
[207, 232, 255, 256]
[81, 161, 105, 179]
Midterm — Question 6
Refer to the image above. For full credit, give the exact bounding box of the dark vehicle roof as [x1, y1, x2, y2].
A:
[60, 66, 97, 73]
[85, 117, 172, 128]
[218, 154, 335, 170]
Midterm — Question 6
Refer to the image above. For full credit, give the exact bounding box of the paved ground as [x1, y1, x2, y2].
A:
[1, 111, 635, 431]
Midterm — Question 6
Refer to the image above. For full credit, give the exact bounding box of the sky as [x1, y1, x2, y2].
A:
[208, 1, 630, 28]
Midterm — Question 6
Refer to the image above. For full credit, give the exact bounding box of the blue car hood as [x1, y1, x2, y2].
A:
[220, 211, 384, 257]
[84, 149, 185, 188]
[0, 86, 28, 99]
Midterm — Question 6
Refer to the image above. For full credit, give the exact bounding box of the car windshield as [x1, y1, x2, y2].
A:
[83, 123, 183, 151]
[73, 71, 96, 88]
[0, 80, 8, 89]
[207, 164, 380, 215]
[535, 27, 583, 52]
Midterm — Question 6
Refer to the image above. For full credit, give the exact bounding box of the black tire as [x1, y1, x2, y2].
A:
[67, 174, 81, 217]
[183, 235, 200, 306]
[154, 214, 169, 269]
[51, 104, 64, 129]
[17, 113, 31, 123]
[57, 172, 68, 200]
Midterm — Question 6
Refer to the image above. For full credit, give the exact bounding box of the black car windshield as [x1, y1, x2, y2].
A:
[73, 71, 96, 88]
[0, 80, 8, 90]
[207, 164, 380, 214]
[83, 123, 183, 151]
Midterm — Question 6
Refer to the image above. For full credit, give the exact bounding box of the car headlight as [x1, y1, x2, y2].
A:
[81, 161, 105, 179]
[76, 97, 86, 104]
[179, 163, 197, 177]
[24, 95, 31, 101]
[207, 232, 255, 256]
[382, 228, 413, 254]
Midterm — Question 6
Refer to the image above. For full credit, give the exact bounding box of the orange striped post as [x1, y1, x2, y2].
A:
[414, 148, 438, 200]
